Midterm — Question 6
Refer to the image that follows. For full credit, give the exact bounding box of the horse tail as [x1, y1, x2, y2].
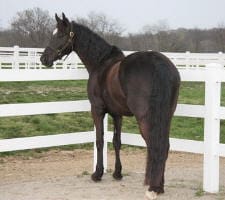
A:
[149, 63, 179, 156]
[145, 63, 180, 191]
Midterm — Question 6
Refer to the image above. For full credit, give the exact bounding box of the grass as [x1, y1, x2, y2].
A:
[178, 82, 205, 105]
[0, 80, 88, 104]
[1, 81, 225, 156]
[0, 80, 91, 140]
[0, 112, 93, 139]
[195, 187, 205, 197]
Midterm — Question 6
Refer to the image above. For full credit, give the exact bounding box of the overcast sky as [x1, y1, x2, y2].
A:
[1, 0, 225, 33]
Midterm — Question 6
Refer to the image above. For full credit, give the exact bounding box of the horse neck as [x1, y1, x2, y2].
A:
[72, 22, 114, 74]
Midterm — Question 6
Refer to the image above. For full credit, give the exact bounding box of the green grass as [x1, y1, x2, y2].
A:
[0, 80, 88, 104]
[1, 81, 225, 157]
[178, 82, 205, 105]
[0, 112, 93, 139]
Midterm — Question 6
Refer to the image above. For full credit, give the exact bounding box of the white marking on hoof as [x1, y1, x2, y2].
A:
[145, 191, 157, 200]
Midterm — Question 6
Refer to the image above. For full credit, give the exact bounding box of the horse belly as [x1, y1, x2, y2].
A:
[104, 89, 132, 116]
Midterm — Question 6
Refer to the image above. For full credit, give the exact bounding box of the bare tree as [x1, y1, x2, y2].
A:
[212, 23, 225, 52]
[187, 28, 203, 52]
[1, 9, 225, 52]
[142, 20, 171, 51]
[168, 29, 189, 52]
[143, 20, 169, 34]
[75, 12, 124, 45]
[10, 7, 54, 47]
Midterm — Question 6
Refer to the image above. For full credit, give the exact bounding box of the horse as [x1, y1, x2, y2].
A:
[40, 13, 180, 200]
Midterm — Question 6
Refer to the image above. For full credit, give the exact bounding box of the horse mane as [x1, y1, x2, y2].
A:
[72, 21, 124, 70]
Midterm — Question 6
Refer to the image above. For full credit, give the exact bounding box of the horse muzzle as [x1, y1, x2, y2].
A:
[40, 54, 54, 67]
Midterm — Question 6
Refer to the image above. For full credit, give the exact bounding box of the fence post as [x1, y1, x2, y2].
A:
[203, 63, 222, 193]
[218, 52, 224, 66]
[185, 51, 190, 67]
[103, 114, 108, 172]
[13, 45, 19, 69]
[93, 127, 97, 172]
[93, 114, 108, 173]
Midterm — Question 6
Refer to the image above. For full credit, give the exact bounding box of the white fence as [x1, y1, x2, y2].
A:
[1, 46, 225, 69]
[1, 47, 225, 193]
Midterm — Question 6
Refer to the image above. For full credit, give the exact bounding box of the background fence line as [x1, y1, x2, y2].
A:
[0, 46, 225, 69]
[1, 46, 225, 193]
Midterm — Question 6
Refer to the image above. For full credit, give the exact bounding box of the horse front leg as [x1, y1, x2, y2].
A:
[112, 115, 123, 180]
[91, 106, 105, 182]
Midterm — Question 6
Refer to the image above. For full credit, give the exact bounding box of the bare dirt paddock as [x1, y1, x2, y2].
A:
[0, 149, 225, 200]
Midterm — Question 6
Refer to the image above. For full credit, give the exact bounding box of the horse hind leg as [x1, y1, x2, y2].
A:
[112, 115, 123, 180]
[137, 112, 171, 196]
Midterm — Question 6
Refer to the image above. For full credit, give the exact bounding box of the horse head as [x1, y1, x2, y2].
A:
[40, 13, 75, 67]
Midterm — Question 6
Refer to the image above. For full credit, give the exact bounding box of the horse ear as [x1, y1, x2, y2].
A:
[62, 12, 66, 20]
[55, 13, 61, 23]
[62, 12, 70, 26]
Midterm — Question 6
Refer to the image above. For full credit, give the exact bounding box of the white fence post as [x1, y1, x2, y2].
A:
[93, 114, 108, 173]
[185, 51, 190, 67]
[93, 128, 97, 172]
[13, 45, 19, 69]
[103, 114, 108, 172]
[203, 63, 222, 193]
[218, 52, 224, 66]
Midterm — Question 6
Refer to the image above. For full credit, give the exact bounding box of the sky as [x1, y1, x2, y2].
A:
[1, 0, 225, 33]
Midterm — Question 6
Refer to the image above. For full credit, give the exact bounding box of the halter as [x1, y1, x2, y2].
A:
[48, 26, 75, 61]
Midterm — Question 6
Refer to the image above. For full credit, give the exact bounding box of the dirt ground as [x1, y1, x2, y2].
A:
[0, 149, 225, 200]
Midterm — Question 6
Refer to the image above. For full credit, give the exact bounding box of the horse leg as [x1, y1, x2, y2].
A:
[91, 106, 105, 182]
[137, 116, 170, 195]
[112, 115, 123, 180]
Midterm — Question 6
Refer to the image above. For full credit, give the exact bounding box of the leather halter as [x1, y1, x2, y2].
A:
[48, 25, 75, 61]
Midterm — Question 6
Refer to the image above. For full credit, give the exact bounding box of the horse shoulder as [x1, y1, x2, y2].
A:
[87, 72, 106, 111]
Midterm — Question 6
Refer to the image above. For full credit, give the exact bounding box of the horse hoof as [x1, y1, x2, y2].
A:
[145, 191, 157, 200]
[113, 172, 123, 180]
[91, 173, 102, 182]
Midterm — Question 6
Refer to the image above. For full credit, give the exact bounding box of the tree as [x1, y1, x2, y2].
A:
[75, 12, 124, 45]
[212, 23, 225, 52]
[187, 28, 203, 52]
[142, 20, 171, 51]
[1, 9, 225, 52]
[10, 7, 54, 47]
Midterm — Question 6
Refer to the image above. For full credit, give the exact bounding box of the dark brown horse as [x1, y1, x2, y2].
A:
[40, 13, 180, 199]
